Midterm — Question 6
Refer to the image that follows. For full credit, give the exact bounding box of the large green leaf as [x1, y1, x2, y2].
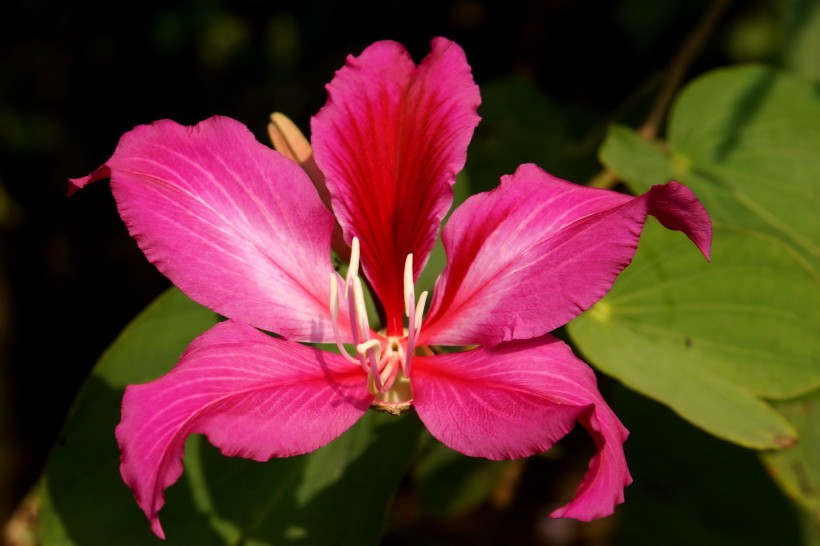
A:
[572, 64, 820, 449]
[40, 288, 423, 545]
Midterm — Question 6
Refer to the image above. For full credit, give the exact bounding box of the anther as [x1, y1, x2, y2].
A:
[357, 339, 383, 391]
[357, 339, 382, 363]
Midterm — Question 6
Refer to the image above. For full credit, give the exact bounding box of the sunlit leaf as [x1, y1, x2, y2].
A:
[575, 64, 820, 449]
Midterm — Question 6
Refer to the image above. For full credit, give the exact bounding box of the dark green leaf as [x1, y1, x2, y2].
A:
[761, 389, 820, 525]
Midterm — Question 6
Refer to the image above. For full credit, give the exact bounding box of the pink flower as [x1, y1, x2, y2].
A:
[70, 38, 711, 539]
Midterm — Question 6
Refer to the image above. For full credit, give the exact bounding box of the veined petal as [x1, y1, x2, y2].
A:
[422, 164, 712, 346]
[69, 116, 342, 343]
[115, 320, 370, 539]
[311, 37, 481, 333]
[412, 336, 631, 520]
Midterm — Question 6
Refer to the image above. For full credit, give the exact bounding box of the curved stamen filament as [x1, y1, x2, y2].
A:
[402, 253, 428, 377]
[345, 237, 360, 291]
[356, 339, 383, 391]
[328, 273, 360, 365]
[353, 277, 373, 341]
[404, 290, 428, 376]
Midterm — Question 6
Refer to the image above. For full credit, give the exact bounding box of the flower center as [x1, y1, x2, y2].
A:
[329, 237, 428, 415]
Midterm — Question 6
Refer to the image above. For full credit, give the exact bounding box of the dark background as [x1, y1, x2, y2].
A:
[0, 0, 790, 540]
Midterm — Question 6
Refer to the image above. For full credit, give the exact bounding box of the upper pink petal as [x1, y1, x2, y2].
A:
[311, 37, 481, 333]
[422, 164, 712, 346]
[411, 336, 631, 520]
[115, 320, 370, 539]
[69, 116, 342, 342]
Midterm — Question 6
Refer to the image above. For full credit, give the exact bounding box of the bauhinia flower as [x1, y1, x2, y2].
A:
[70, 38, 711, 539]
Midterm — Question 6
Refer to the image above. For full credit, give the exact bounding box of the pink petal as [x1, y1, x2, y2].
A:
[311, 37, 481, 333]
[115, 320, 370, 539]
[412, 336, 632, 520]
[69, 116, 341, 342]
[422, 164, 712, 346]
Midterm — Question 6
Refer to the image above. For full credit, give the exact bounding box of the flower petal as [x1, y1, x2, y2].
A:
[412, 336, 631, 520]
[311, 37, 481, 332]
[422, 164, 712, 346]
[115, 320, 370, 539]
[69, 116, 340, 342]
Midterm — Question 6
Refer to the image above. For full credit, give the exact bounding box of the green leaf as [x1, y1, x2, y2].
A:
[669, 65, 820, 271]
[40, 287, 423, 545]
[569, 221, 815, 448]
[577, 65, 820, 449]
[598, 124, 677, 187]
[761, 389, 820, 525]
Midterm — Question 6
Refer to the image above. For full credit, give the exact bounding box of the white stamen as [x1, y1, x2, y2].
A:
[357, 339, 381, 362]
[346, 237, 361, 290]
[404, 287, 416, 376]
[324, 238, 423, 405]
[357, 338, 383, 392]
[353, 277, 370, 340]
[404, 254, 414, 316]
[415, 291, 428, 334]
[380, 355, 399, 386]
[329, 273, 362, 365]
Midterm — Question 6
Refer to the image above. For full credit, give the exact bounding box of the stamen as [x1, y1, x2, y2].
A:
[404, 288, 416, 375]
[415, 291, 429, 334]
[325, 237, 420, 407]
[404, 254, 414, 316]
[403, 290, 427, 377]
[357, 339, 382, 363]
[380, 355, 400, 388]
[328, 274, 359, 365]
[353, 277, 371, 341]
[357, 339, 383, 391]
[346, 237, 361, 290]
